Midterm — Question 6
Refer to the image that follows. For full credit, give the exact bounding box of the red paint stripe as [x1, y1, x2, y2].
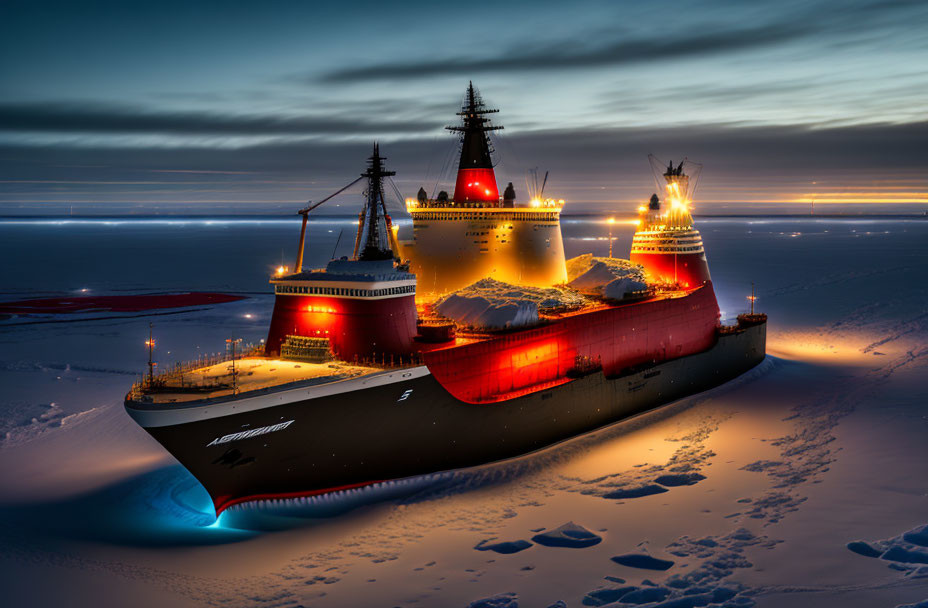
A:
[0, 292, 245, 315]
[214, 479, 385, 513]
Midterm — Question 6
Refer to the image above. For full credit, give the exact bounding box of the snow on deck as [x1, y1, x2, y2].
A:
[432, 258, 651, 330]
[566, 255, 648, 298]
[433, 278, 588, 329]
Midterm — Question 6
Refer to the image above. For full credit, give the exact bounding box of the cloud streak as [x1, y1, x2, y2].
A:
[2, 120, 925, 211]
[318, 0, 928, 84]
[320, 22, 813, 83]
[0, 103, 441, 136]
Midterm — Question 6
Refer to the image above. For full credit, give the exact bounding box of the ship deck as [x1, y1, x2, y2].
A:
[132, 357, 381, 404]
[130, 288, 703, 405]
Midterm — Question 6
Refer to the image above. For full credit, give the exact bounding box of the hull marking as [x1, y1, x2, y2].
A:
[206, 419, 295, 447]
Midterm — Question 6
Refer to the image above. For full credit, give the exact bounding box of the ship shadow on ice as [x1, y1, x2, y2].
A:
[0, 463, 461, 542]
[0, 465, 255, 547]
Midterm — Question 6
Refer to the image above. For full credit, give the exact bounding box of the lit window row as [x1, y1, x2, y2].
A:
[411, 211, 557, 222]
[276, 284, 415, 297]
[631, 246, 704, 253]
[633, 238, 703, 246]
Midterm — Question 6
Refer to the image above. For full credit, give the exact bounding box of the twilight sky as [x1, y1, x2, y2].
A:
[1, 0, 926, 215]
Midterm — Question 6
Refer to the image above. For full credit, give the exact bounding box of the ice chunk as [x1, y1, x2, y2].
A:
[620, 586, 672, 604]
[566, 253, 595, 282]
[474, 539, 533, 554]
[602, 276, 649, 300]
[603, 484, 669, 499]
[642, 587, 744, 608]
[903, 524, 928, 547]
[568, 257, 647, 295]
[881, 546, 928, 564]
[582, 586, 638, 606]
[611, 553, 676, 570]
[433, 278, 586, 329]
[467, 592, 518, 608]
[435, 293, 538, 329]
[532, 522, 602, 548]
[847, 540, 882, 558]
[654, 472, 707, 487]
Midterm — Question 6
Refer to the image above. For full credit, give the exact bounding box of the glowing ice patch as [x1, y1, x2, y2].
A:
[206, 420, 295, 447]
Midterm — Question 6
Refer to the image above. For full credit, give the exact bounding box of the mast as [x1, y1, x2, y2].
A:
[447, 82, 503, 205]
[353, 143, 396, 261]
[294, 212, 309, 273]
[146, 322, 155, 385]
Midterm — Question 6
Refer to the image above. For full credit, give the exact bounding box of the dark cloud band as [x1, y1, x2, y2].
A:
[1, 120, 924, 187]
[0, 103, 439, 136]
[320, 22, 812, 83]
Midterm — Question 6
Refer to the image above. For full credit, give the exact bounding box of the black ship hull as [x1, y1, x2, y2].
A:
[126, 323, 766, 514]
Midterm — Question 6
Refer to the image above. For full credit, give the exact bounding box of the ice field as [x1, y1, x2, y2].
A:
[0, 216, 926, 607]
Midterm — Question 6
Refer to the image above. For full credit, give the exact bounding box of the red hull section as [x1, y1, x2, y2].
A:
[213, 479, 383, 513]
[423, 284, 720, 403]
[453, 167, 499, 203]
[265, 295, 418, 360]
[630, 251, 711, 289]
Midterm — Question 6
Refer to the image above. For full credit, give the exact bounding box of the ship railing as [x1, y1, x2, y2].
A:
[128, 342, 266, 399]
[417, 316, 455, 327]
[718, 313, 767, 335]
[348, 351, 427, 369]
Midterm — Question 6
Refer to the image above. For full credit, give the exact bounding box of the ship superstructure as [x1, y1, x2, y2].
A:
[399, 83, 567, 295]
[124, 87, 766, 518]
[630, 159, 711, 288]
[265, 145, 418, 362]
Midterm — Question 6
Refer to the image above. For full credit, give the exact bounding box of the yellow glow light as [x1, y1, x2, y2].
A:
[276, 266, 287, 276]
[607, 217, 616, 224]
[307, 306, 336, 313]
[638, 206, 647, 213]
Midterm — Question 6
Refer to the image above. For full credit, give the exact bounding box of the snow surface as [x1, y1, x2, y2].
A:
[1, 217, 927, 608]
